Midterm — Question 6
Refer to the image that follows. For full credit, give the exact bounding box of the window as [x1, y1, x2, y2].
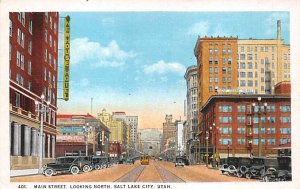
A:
[268, 116, 276, 123]
[209, 67, 213, 74]
[53, 76, 56, 88]
[219, 138, 232, 145]
[18, 12, 25, 25]
[253, 139, 265, 145]
[209, 49, 213, 54]
[267, 138, 276, 145]
[261, 58, 264, 64]
[49, 53, 52, 65]
[280, 138, 290, 145]
[247, 72, 253, 78]
[238, 127, 246, 134]
[214, 67, 218, 74]
[214, 49, 218, 54]
[50, 16, 53, 29]
[247, 62, 253, 69]
[247, 80, 253, 87]
[237, 105, 245, 112]
[9, 19, 12, 36]
[219, 127, 232, 134]
[267, 127, 276, 134]
[28, 40, 32, 55]
[222, 58, 226, 64]
[215, 59, 218, 64]
[20, 54, 24, 70]
[228, 48, 232, 54]
[44, 49, 48, 61]
[49, 35, 52, 47]
[222, 49, 226, 55]
[214, 77, 218, 83]
[247, 54, 253, 60]
[240, 62, 246, 69]
[45, 29, 48, 42]
[29, 19, 33, 34]
[228, 77, 232, 83]
[9, 44, 12, 61]
[222, 77, 226, 83]
[17, 28, 21, 44]
[261, 77, 265, 82]
[28, 81, 31, 91]
[48, 71, 51, 84]
[240, 54, 245, 60]
[237, 138, 246, 145]
[45, 12, 48, 21]
[16, 51, 21, 67]
[280, 128, 291, 134]
[280, 105, 291, 112]
[209, 86, 213, 92]
[209, 77, 213, 83]
[15, 92, 20, 107]
[254, 128, 265, 134]
[280, 116, 291, 123]
[222, 67, 226, 74]
[219, 116, 232, 123]
[28, 60, 31, 75]
[240, 72, 246, 78]
[54, 22, 57, 34]
[219, 105, 232, 112]
[228, 58, 232, 64]
[240, 80, 246, 87]
[44, 67, 47, 81]
[237, 116, 246, 123]
[241, 46, 244, 52]
[21, 31, 25, 47]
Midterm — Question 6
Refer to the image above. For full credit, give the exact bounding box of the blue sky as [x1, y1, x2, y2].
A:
[57, 12, 290, 129]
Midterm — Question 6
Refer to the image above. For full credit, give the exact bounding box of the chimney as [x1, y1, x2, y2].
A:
[277, 20, 281, 40]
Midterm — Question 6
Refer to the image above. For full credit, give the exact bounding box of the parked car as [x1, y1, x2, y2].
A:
[261, 156, 292, 182]
[92, 156, 110, 170]
[43, 156, 90, 177]
[174, 157, 185, 167]
[244, 157, 265, 179]
[220, 157, 239, 176]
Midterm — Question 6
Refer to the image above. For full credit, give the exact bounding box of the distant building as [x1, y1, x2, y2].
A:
[9, 12, 59, 170]
[184, 65, 199, 164]
[140, 128, 162, 156]
[175, 120, 184, 156]
[126, 116, 139, 154]
[56, 114, 110, 157]
[161, 115, 176, 159]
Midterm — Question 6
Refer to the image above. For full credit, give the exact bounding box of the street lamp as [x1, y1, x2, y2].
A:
[35, 94, 50, 174]
[210, 123, 216, 167]
[205, 131, 209, 167]
[227, 144, 230, 158]
[248, 140, 253, 157]
[252, 97, 267, 157]
[83, 123, 89, 156]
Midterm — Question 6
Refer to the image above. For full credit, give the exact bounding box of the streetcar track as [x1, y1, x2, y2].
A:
[153, 160, 186, 182]
[114, 165, 146, 182]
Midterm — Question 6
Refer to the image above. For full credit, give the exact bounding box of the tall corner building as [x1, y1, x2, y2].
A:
[9, 12, 59, 169]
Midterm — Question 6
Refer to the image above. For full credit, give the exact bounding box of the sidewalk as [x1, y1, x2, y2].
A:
[10, 169, 39, 177]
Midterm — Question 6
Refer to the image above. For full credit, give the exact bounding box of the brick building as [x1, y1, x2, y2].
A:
[200, 93, 291, 158]
[9, 12, 59, 169]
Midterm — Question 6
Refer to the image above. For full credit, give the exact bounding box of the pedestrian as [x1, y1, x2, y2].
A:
[216, 155, 220, 168]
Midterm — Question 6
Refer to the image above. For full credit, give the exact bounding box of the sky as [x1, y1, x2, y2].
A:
[57, 12, 290, 129]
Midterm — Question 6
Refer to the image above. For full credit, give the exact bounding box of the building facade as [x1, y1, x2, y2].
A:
[56, 114, 110, 157]
[200, 93, 291, 158]
[161, 115, 176, 159]
[9, 12, 59, 169]
[184, 65, 199, 164]
[126, 116, 138, 155]
[237, 21, 290, 95]
[175, 120, 184, 156]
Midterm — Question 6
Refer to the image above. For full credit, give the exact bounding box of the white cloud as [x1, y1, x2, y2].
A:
[187, 21, 210, 36]
[79, 78, 90, 87]
[144, 60, 186, 75]
[70, 37, 136, 67]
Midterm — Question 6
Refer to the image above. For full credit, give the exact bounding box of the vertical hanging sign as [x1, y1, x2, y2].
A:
[63, 16, 70, 101]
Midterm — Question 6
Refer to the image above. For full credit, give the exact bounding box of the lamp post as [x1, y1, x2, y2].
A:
[83, 123, 89, 156]
[210, 123, 216, 167]
[249, 140, 253, 157]
[227, 144, 230, 158]
[205, 131, 209, 167]
[35, 94, 50, 174]
[252, 97, 267, 157]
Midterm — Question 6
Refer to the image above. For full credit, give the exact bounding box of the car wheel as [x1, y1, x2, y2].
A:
[245, 172, 252, 179]
[44, 168, 54, 177]
[70, 166, 80, 175]
[82, 165, 90, 173]
[102, 164, 107, 169]
[95, 164, 101, 170]
[237, 172, 243, 178]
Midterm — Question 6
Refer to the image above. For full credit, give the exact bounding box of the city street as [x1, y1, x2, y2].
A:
[11, 160, 256, 182]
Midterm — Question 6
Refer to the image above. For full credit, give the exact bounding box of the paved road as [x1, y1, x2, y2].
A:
[11, 160, 256, 182]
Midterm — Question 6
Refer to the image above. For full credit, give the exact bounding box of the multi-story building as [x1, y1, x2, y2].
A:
[200, 82, 291, 158]
[175, 120, 184, 156]
[56, 114, 110, 157]
[161, 114, 176, 159]
[237, 21, 290, 95]
[126, 116, 138, 154]
[9, 12, 59, 169]
[184, 65, 199, 164]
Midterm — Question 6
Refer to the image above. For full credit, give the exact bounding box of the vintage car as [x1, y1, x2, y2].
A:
[43, 156, 92, 176]
[91, 156, 110, 170]
[219, 157, 239, 176]
[261, 156, 292, 182]
[174, 157, 185, 167]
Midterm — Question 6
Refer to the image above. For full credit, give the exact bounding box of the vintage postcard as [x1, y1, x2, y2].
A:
[0, 0, 299, 189]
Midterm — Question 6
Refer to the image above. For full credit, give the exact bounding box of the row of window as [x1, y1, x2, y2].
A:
[219, 138, 290, 145]
[44, 49, 57, 69]
[209, 58, 232, 65]
[209, 48, 232, 55]
[223, 104, 289, 113]
[209, 67, 232, 74]
[240, 46, 276, 53]
[44, 67, 56, 88]
[238, 62, 278, 70]
[219, 116, 291, 123]
[219, 126, 290, 134]
[209, 77, 232, 84]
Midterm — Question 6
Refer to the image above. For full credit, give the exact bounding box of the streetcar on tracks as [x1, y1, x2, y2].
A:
[140, 154, 150, 165]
